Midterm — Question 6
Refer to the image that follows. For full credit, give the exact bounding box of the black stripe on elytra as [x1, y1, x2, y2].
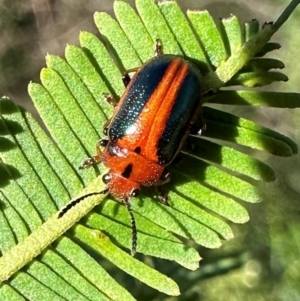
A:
[122, 163, 133, 178]
[109, 55, 175, 142]
[157, 62, 202, 165]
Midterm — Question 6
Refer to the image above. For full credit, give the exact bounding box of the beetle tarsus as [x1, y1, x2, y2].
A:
[79, 158, 95, 169]
[122, 73, 131, 87]
[80, 155, 101, 169]
[122, 66, 140, 87]
[155, 39, 163, 56]
[197, 116, 207, 136]
[103, 93, 118, 107]
[155, 186, 170, 206]
[159, 193, 170, 206]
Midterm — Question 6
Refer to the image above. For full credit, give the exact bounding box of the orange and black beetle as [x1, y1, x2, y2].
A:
[59, 41, 203, 255]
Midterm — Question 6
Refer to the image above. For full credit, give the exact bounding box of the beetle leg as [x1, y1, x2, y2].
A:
[158, 170, 171, 185]
[197, 116, 207, 136]
[155, 39, 163, 56]
[103, 120, 111, 136]
[103, 92, 118, 107]
[122, 39, 163, 88]
[122, 73, 131, 87]
[79, 140, 105, 169]
[189, 107, 207, 137]
[101, 93, 118, 135]
[202, 88, 217, 98]
[122, 67, 140, 87]
[154, 169, 170, 206]
[121, 38, 163, 86]
[155, 186, 169, 206]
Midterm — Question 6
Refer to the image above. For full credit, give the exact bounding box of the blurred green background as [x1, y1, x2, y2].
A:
[1, 1, 300, 300]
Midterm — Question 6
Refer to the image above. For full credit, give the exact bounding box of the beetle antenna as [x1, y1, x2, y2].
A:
[58, 189, 108, 218]
[124, 200, 137, 256]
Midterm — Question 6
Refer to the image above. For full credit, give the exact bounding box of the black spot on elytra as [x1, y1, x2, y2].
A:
[134, 146, 141, 154]
[122, 163, 133, 178]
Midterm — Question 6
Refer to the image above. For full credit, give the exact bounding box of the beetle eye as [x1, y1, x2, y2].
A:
[131, 189, 140, 197]
[102, 173, 111, 184]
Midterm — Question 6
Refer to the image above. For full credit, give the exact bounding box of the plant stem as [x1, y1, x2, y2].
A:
[0, 177, 106, 283]
[214, 0, 299, 87]
[274, 0, 300, 31]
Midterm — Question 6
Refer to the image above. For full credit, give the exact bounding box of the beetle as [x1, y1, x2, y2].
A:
[59, 40, 203, 255]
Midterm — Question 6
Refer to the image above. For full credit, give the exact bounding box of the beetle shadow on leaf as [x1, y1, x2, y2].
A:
[0, 117, 24, 188]
[202, 106, 240, 143]
[0, 119, 24, 138]
[0, 97, 22, 115]
[183, 136, 224, 167]
[0, 163, 22, 188]
[135, 192, 195, 242]
[204, 104, 292, 157]
[0, 137, 17, 152]
[82, 46, 120, 101]
[187, 56, 211, 78]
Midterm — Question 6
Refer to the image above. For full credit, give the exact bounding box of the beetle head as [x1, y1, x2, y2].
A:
[102, 171, 140, 200]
